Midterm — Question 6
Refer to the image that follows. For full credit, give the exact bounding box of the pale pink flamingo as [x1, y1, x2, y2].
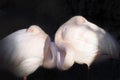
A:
[55, 16, 119, 70]
[0, 25, 57, 80]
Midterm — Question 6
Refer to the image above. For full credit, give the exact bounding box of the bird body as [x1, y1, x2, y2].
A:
[55, 16, 119, 70]
[0, 25, 49, 77]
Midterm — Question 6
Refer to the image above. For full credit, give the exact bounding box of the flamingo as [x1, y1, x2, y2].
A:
[55, 16, 119, 70]
[0, 25, 57, 80]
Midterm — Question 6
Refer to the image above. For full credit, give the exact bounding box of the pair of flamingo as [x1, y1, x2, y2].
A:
[0, 16, 119, 80]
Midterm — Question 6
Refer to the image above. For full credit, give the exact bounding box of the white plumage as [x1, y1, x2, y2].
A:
[43, 41, 58, 69]
[55, 16, 119, 70]
[0, 25, 56, 79]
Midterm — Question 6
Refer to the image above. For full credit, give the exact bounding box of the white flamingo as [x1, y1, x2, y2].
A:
[0, 25, 57, 80]
[55, 16, 119, 70]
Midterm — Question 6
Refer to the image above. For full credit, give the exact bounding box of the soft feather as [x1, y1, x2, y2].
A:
[0, 25, 49, 77]
[55, 16, 119, 70]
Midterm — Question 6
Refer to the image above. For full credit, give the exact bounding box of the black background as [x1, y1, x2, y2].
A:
[0, 0, 120, 80]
